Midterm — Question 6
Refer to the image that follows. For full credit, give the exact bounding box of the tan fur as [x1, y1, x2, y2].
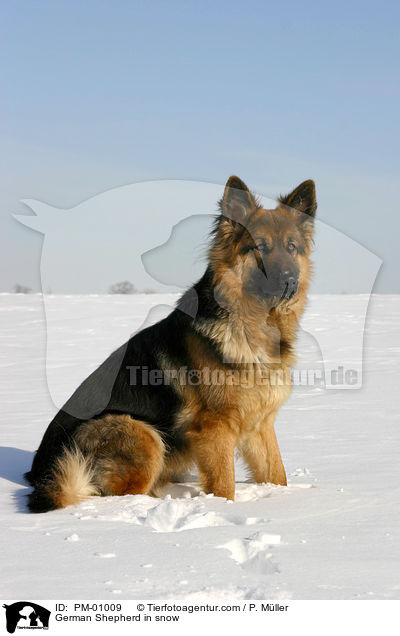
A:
[187, 412, 237, 500]
[239, 411, 287, 486]
[75, 414, 165, 497]
[48, 446, 100, 509]
[40, 416, 166, 509]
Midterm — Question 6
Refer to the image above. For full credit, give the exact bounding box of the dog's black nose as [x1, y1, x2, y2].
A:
[280, 271, 298, 298]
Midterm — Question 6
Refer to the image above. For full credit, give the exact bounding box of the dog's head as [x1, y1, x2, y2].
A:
[210, 176, 317, 308]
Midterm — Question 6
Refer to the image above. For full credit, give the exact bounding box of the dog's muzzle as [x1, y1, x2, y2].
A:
[279, 271, 299, 299]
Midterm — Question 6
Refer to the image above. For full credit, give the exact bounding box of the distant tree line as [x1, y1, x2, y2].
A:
[13, 284, 31, 293]
[108, 281, 155, 294]
[108, 280, 136, 294]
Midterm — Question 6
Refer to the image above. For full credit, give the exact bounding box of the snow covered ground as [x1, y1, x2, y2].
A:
[1, 293, 399, 600]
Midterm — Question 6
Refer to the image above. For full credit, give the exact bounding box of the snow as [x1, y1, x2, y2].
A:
[1, 293, 399, 600]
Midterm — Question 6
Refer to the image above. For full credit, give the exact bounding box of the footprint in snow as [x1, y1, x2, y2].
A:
[219, 531, 281, 575]
[76, 495, 266, 533]
[142, 499, 267, 532]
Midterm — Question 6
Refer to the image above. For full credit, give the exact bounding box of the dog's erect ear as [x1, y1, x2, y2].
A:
[279, 180, 317, 219]
[220, 176, 257, 224]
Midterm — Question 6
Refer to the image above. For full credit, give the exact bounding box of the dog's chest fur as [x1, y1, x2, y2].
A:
[173, 326, 294, 437]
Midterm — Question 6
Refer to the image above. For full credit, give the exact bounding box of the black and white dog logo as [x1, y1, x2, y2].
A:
[3, 602, 50, 633]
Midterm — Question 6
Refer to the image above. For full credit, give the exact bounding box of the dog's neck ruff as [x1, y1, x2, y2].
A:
[193, 308, 294, 368]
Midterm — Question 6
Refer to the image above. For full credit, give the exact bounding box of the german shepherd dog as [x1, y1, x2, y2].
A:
[25, 176, 317, 512]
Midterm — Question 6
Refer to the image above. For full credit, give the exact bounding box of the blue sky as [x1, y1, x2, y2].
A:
[1, 0, 399, 292]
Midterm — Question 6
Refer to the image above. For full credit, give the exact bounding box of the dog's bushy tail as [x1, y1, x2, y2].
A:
[27, 447, 99, 513]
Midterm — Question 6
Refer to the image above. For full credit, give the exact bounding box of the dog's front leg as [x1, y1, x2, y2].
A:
[240, 410, 287, 486]
[188, 413, 237, 500]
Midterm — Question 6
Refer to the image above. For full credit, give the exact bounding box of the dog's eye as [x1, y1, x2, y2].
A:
[288, 242, 297, 253]
[254, 239, 268, 252]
